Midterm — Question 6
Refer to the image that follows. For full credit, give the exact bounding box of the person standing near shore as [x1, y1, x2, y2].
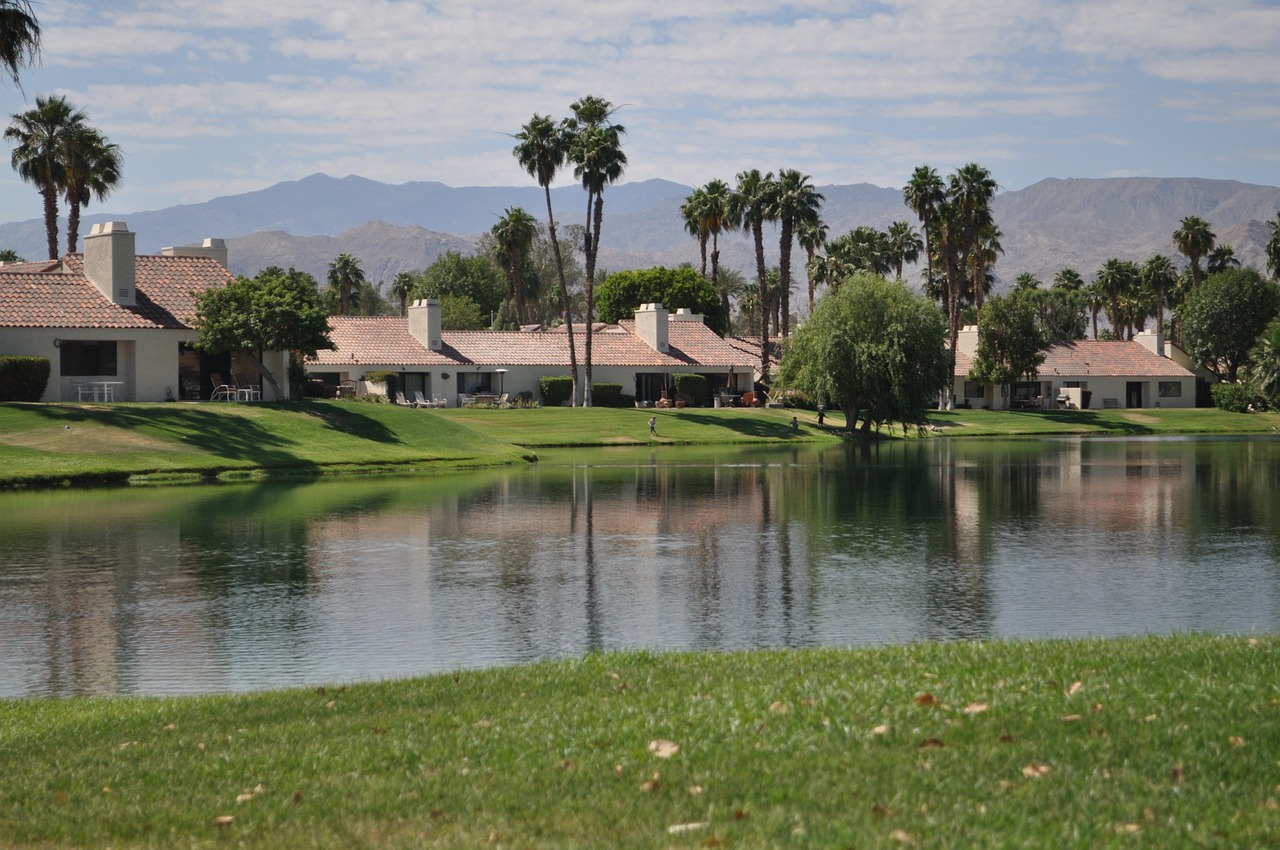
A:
[649, 416, 657, 436]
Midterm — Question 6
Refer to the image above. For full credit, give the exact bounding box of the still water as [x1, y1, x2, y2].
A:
[2, 437, 1278, 698]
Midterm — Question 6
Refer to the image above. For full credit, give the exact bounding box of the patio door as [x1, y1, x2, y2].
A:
[1126, 381, 1143, 409]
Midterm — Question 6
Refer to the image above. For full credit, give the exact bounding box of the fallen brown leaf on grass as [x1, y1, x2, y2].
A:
[889, 829, 919, 846]
[769, 701, 789, 714]
[1061, 714, 1082, 723]
[640, 772, 661, 792]
[1067, 681, 1084, 696]
[212, 816, 234, 828]
[1229, 736, 1245, 747]
[648, 739, 680, 759]
[871, 724, 891, 736]
[962, 702, 988, 715]
[914, 693, 938, 707]
[1170, 764, 1185, 783]
[1022, 763, 1052, 778]
[918, 738, 946, 750]
[687, 784, 704, 796]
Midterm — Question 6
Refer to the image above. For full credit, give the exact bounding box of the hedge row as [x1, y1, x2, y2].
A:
[0, 356, 51, 402]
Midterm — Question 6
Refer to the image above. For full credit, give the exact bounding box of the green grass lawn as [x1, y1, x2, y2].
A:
[1, 635, 1276, 849]
[2, 400, 1279, 488]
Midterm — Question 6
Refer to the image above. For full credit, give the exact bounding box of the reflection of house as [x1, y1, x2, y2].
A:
[954, 326, 1197, 410]
[0, 221, 286, 402]
[306, 300, 756, 405]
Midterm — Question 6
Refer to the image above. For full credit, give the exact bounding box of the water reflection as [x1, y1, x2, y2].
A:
[1, 438, 1278, 698]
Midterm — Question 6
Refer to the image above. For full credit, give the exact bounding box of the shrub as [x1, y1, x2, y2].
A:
[1081, 389, 1093, 410]
[672, 373, 707, 406]
[0, 356, 51, 401]
[540, 376, 574, 406]
[1211, 382, 1256, 413]
[592, 383, 625, 407]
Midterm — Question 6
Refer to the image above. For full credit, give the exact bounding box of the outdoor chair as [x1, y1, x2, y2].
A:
[73, 379, 95, 402]
[433, 395, 448, 408]
[210, 375, 236, 402]
[413, 391, 434, 408]
[395, 392, 415, 407]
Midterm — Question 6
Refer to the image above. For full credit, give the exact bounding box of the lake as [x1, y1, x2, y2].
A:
[2, 436, 1278, 698]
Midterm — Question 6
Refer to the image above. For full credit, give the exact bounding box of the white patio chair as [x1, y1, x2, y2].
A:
[433, 395, 448, 408]
[413, 391, 433, 408]
[73, 379, 94, 402]
[210, 375, 236, 401]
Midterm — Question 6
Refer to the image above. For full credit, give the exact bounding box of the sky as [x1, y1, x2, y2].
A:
[0, 0, 1278, 224]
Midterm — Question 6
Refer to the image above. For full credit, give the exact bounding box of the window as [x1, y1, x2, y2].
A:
[1158, 381, 1182, 398]
[963, 381, 983, 399]
[59, 341, 117, 376]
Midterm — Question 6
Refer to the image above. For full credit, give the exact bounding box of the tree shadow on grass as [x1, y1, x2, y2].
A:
[1003, 409, 1156, 435]
[292, 400, 401, 444]
[674, 410, 807, 439]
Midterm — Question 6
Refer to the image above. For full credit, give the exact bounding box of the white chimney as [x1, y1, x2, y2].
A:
[408, 299, 442, 351]
[1134, 329, 1165, 358]
[671, 307, 703, 323]
[161, 237, 228, 269]
[956, 324, 979, 357]
[635, 302, 669, 352]
[83, 221, 136, 305]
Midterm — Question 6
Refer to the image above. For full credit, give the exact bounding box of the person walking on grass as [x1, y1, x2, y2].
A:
[649, 415, 657, 436]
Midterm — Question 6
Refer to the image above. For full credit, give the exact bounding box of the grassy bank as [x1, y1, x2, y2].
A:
[1, 635, 1276, 849]
[3, 401, 1279, 488]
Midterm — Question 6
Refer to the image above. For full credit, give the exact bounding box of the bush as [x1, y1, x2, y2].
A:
[0, 356, 51, 401]
[1081, 389, 1093, 410]
[1211, 382, 1256, 413]
[592, 383, 625, 407]
[672, 373, 707, 406]
[540, 376, 574, 406]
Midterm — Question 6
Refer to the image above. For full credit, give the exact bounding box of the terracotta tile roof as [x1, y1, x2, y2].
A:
[953, 340, 1193, 378]
[0, 253, 232, 330]
[311, 316, 757, 370]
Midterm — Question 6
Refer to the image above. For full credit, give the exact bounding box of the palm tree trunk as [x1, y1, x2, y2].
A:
[779, 220, 793, 337]
[66, 200, 82, 254]
[543, 185, 579, 406]
[41, 184, 58, 259]
[754, 220, 768, 387]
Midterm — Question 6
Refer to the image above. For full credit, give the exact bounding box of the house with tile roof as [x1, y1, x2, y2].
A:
[953, 325, 1198, 410]
[0, 221, 287, 402]
[307, 300, 757, 406]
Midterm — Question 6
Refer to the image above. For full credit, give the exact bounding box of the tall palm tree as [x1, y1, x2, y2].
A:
[490, 206, 538, 324]
[700, 178, 734, 319]
[1172, 215, 1215, 290]
[729, 169, 776, 383]
[884, 220, 922, 281]
[513, 112, 578, 404]
[1141, 254, 1177, 338]
[1012, 272, 1041, 292]
[327, 253, 365, 316]
[1084, 280, 1105, 339]
[1206, 244, 1240, 275]
[770, 168, 823, 336]
[390, 271, 415, 317]
[949, 163, 999, 316]
[1052, 268, 1084, 292]
[0, 0, 40, 89]
[903, 165, 945, 292]
[1095, 258, 1142, 339]
[6, 94, 86, 259]
[566, 95, 626, 407]
[679, 186, 709, 277]
[1264, 212, 1280, 281]
[62, 125, 122, 253]
[796, 216, 828, 308]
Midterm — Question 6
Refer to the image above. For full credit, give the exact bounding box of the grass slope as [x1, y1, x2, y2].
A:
[1, 636, 1276, 849]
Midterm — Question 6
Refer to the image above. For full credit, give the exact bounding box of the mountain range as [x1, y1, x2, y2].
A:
[1, 173, 1277, 293]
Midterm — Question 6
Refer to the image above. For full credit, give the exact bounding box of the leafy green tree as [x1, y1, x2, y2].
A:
[968, 291, 1046, 390]
[1177, 267, 1280, 382]
[437, 294, 487, 330]
[194, 266, 333, 399]
[566, 94, 626, 407]
[770, 167, 823, 337]
[513, 112, 579, 403]
[0, 0, 40, 89]
[595, 266, 725, 335]
[777, 273, 948, 437]
[6, 94, 86, 259]
[729, 168, 777, 384]
[1029, 287, 1087, 343]
[1243, 317, 1280, 404]
[490, 206, 538, 324]
[326, 253, 365, 316]
[62, 125, 122, 253]
[1173, 215, 1215, 290]
[413, 251, 504, 318]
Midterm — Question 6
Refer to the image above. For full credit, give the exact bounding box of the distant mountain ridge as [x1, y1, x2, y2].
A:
[0, 173, 1276, 289]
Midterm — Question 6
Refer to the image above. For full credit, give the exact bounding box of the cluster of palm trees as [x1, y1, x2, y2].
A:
[680, 169, 825, 382]
[806, 222, 923, 292]
[511, 96, 626, 406]
[5, 94, 123, 261]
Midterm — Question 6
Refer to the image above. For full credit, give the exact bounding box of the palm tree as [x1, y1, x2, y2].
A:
[884, 220, 922, 282]
[903, 165, 945, 292]
[700, 178, 734, 317]
[513, 112, 579, 404]
[62, 125, 122, 253]
[796, 216, 828, 308]
[389, 272, 415, 317]
[0, 247, 23, 262]
[1172, 215, 1215, 290]
[1266, 212, 1280, 281]
[1206, 244, 1240, 275]
[1141, 255, 1177, 338]
[1012, 272, 1041, 292]
[680, 186, 709, 277]
[0, 1, 40, 89]
[729, 169, 776, 383]
[949, 163, 999, 316]
[1084, 280, 1105, 339]
[490, 206, 538, 324]
[6, 94, 86, 259]
[1095, 258, 1142, 339]
[327, 253, 365, 316]
[1052, 268, 1084, 292]
[770, 168, 823, 337]
[828, 226, 892, 277]
[566, 95, 626, 407]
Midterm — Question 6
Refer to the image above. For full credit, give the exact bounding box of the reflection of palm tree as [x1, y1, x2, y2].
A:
[513, 113, 579, 403]
[6, 94, 86, 259]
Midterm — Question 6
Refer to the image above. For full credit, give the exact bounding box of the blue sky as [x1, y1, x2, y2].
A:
[0, 0, 1278, 224]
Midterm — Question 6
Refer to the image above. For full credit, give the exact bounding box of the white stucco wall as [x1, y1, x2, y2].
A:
[953, 374, 1195, 410]
[3, 328, 194, 402]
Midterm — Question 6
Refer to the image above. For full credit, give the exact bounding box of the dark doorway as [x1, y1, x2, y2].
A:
[1126, 381, 1143, 409]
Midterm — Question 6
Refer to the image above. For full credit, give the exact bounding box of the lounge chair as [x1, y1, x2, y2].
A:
[210, 375, 236, 401]
[413, 391, 434, 408]
[395, 391, 415, 407]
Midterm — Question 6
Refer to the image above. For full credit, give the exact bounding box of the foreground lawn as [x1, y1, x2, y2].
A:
[1, 635, 1276, 849]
